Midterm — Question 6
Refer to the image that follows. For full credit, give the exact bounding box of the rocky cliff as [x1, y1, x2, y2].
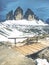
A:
[6, 10, 13, 20]
[24, 8, 34, 21]
[14, 7, 23, 20]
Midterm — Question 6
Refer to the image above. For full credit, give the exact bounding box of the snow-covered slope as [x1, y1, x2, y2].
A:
[0, 19, 48, 43]
[3, 19, 47, 25]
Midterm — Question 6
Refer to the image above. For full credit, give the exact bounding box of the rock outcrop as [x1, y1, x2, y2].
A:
[6, 10, 13, 20]
[14, 7, 23, 20]
[24, 8, 34, 21]
[38, 47, 49, 62]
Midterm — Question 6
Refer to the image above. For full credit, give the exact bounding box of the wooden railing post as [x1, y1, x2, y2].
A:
[8, 38, 17, 46]
[14, 38, 16, 46]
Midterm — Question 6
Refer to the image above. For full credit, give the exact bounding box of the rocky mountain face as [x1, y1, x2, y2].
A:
[14, 7, 23, 20]
[24, 8, 34, 21]
[34, 15, 39, 21]
[6, 10, 13, 20]
[6, 7, 39, 21]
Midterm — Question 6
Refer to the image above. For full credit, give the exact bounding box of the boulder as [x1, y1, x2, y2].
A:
[14, 7, 23, 20]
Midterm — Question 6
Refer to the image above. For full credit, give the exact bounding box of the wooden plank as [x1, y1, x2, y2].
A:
[30, 43, 46, 49]
[18, 46, 33, 54]
[21, 45, 38, 55]
[28, 44, 41, 50]
[24, 45, 39, 52]
[13, 47, 27, 55]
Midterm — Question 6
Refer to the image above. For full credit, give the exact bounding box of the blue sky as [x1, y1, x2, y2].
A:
[0, 0, 49, 22]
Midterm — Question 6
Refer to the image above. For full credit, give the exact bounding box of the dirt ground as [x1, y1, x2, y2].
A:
[0, 43, 35, 65]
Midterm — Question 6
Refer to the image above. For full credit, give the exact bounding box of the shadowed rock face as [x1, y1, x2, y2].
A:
[34, 15, 39, 21]
[24, 8, 34, 21]
[46, 18, 49, 24]
[14, 7, 23, 20]
[38, 47, 49, 62]
[6, 10, 13, 20]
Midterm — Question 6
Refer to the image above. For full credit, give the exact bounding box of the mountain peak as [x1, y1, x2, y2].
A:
[14, 6, 23, 20]
[24, 8, 35, 21]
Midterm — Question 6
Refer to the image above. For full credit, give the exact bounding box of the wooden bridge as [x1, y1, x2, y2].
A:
[13, 42, 48, 56]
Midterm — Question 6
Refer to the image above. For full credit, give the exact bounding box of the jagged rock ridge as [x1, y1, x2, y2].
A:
[6, 6, 39, 21]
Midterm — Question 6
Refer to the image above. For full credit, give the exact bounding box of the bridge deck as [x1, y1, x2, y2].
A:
[13, 42, 48, 56]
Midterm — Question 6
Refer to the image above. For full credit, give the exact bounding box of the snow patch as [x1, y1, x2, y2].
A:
[36, 58, 49, 65]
